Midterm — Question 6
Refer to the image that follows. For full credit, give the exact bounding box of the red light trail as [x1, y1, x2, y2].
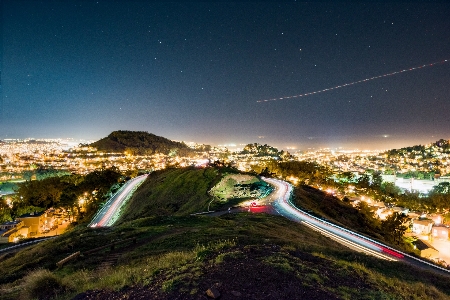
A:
[257, 59, 449, 103]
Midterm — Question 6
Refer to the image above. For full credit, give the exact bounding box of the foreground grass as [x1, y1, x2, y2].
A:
[0, 213, 449, 300]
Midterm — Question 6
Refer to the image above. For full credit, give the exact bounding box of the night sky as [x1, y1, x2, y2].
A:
[2, 1, 450, 150]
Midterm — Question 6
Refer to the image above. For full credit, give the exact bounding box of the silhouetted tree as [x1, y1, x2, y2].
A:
[381, 213, 409, 244]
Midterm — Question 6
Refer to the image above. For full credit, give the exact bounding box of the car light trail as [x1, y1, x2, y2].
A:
[263, 177, 400, 258]
[380, 246, 404, 259]
[262, 177, 450, 275]
[302, 221, 397, 261]
[88, 174, 148, 228]
[257, 59, 449, 103]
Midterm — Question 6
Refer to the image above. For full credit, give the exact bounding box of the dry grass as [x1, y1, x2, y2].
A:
[21, 269, 71, 300]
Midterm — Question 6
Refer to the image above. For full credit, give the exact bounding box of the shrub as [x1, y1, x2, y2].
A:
[21, 269, 70, 300]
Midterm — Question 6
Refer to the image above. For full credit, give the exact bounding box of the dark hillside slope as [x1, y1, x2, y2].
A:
[118, 167, 220, 222]
[292, 185, 421, 254]
[90, 130, 194, 155]
[293, 185, 385, 239]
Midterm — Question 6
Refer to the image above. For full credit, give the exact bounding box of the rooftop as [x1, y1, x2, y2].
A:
[17, 211, 46, 218]
[0, 220, 22, 226]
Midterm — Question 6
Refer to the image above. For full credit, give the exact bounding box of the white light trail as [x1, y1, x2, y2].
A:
[89, 174, 148, 228]
[257, 59, 449, 103]
[302, 221, 396, 261]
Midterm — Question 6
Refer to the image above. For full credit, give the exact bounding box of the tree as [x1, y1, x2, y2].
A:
[381, 213, 409, 244]
[0, 199, 12, 223]
[427, 192, 450, 212]
[80, 167, 122, 197]
[275, 161, 332, 186]
[431, 182, 450, 194]
[356, 174, 371, 189]
[381, 182, 402, 197]
[396, 191, 422, 211]
[356, 201, 379, 230]
[426, 182, 450, 211]
[17, 177, 68, 208]
[78, 167, 122, 219]
[337, 172, 355, 183]
[59, 184, 81, 216]
[371, 172, 382, 190]
[259, 167, 274, 177]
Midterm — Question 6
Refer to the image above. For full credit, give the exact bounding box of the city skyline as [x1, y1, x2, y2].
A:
[2, 1, 449, 150]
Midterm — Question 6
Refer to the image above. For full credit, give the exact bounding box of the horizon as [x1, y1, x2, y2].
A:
[0, 131, 447, 152]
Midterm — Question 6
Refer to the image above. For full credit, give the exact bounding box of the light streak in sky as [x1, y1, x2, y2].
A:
[257, 59, 449, 103]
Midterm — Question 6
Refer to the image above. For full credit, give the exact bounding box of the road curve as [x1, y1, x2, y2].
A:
[88, 174, 148, 228]
[262, 177, 450, 275]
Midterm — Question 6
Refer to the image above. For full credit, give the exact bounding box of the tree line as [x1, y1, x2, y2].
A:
[0, 167, 124, 224]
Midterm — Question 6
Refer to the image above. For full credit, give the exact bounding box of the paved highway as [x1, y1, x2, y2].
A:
[262, 177, 450, 275]
[88, 174, 148, 228]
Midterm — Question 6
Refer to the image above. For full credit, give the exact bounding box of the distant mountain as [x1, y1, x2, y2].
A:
[90, 130, 195, 156]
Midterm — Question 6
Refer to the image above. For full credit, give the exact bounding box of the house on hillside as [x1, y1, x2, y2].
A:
[412, 219, 434, 235]
[432, 225, 449, 240]
[413, 239, 439, 259]
[407, 211, 421, 219]
[0, 220, 21, 231]
[428, 214, 443, 225]
[0, 220, 29, 243]
[16, 211, 49, 237]
[392, 207, 409, 214]
[372, 201, 386, 209]
[376, 208, 393, 220]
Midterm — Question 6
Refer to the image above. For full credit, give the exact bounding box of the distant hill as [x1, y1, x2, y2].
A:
[386, 138, 450, 157]
[90, 130, 195, 156]
[240, 143, 283, 157]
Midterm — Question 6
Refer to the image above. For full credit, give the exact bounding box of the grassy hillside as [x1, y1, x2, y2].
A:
[118, 167, 219, 222]
[293, 185, 384, 237]
[118, 167, 263, 223]
[0, 168, 449, 299]
[292, 185, 417, 253]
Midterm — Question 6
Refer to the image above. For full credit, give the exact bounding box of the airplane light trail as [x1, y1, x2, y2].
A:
[257, 59, 449, 103]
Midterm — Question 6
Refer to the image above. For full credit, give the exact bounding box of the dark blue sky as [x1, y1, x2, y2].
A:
[2, 1, 450, 149]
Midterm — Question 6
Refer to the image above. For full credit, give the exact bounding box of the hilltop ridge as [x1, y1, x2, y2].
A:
[386, 138, 450, 157]
[90, 130, 195, 156]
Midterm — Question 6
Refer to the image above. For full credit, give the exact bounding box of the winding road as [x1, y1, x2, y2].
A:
[88, 174, 148, 228]
[262, 177, 450, 275]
